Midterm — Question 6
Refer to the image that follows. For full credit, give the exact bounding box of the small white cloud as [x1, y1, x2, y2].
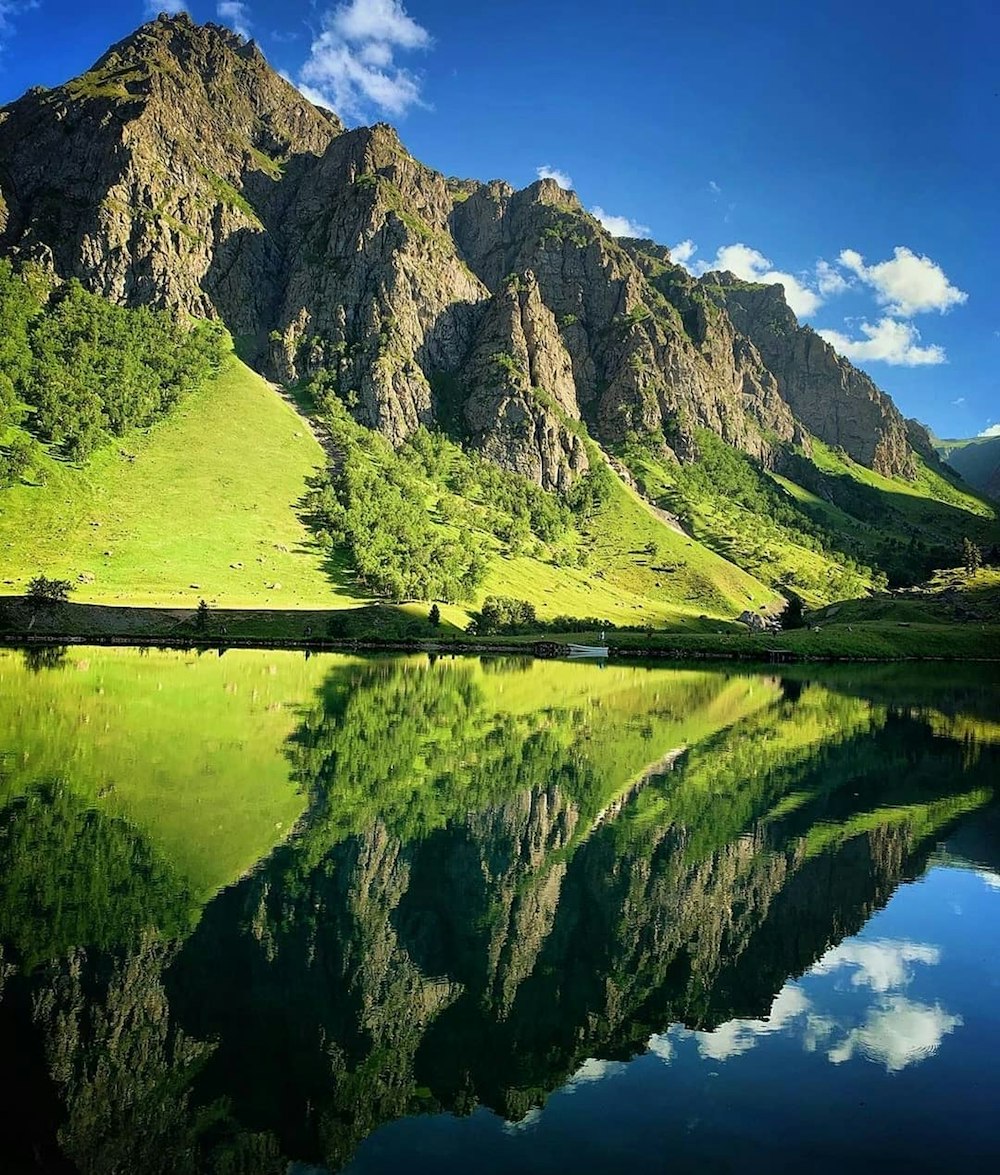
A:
[690, 984, 811, 1062]
[646, 1033, 674, 1063]
[536, 165, 573, 190]
[591, 206, 650, 238]
[951, 397, 966, 406]
[838, 246, 967, 317]
[683, 241, 822, 318]
[331, 0, 429, 47]
[809, 939, 940, 993]
[708, 179, 721, 195]
[144, 0, 185, 15]
[818, 317, 947, 366]
[816, 258, 849, 296]
[217, 0, 251, 38]
[562, 1056, 627, 1090]
[979, 424, 1000, 438]
[670, 239, 697, 266]
[827, 997, 962, 1073]
[299, 0, 432, 121]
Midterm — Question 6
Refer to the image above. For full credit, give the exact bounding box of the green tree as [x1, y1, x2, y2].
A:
[196, 599, 210, 631]
[779, 593, 805, 630]
[26, 575, 73, 605]
[962, 537, 982, 576]
[0, 433, 36, 487]
[429, 603, 441, 627]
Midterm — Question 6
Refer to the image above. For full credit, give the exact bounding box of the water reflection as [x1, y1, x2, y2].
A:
[0, 650, 998, 1173]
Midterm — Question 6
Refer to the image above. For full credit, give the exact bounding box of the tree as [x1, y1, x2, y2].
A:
[961, 537, 982, 576]
[26, 575, 72, 605]
[196, 599, 210, 631]
[428, 603, 441, 627]
[779, 593, 805, 630]
[0, 434, 35, 487]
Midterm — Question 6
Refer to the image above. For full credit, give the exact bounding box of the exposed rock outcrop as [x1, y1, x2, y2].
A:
[704, 273, 916, 477]
[460, 272, 587, 489]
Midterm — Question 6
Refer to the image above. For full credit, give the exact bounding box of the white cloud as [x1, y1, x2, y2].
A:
[818, 317, 947, 366]
[670, 239, 697, 266]
[838, 246, 967, 317]
[680, 984, 811, 1063]
[979, 424, 1000, 439]
[562, 1056, 628, 1089]
[217, 1, 251, 39]
[708, 179, 721, 195]
[536, 165, 573, 190]
[331, 0, 429, 47]
[809, 939, 939, 993]
[651, 933, 961, 1076]
[827, 997, 962, 1073]
[591, 206, 650, 238]
[951, 397, 966, 406]
[298, 0, 432, 121]
[144, 0, 185, 15]
[680, 241, 823, 318]
[816, 258, 849, 297]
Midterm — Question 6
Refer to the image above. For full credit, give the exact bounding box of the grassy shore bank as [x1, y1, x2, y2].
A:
[2, 597, 997, 663]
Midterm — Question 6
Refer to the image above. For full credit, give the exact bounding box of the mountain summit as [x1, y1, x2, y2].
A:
[0, 14, 937, 487]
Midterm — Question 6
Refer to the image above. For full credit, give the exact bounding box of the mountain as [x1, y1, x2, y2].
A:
[936, 435, 1000, 502]
[1, 14, 996, 618]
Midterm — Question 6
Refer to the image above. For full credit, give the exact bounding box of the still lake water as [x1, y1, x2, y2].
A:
[0, 647, 998, 1173]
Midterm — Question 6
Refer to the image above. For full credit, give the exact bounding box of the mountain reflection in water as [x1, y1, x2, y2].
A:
[0, 650, 998, 1174]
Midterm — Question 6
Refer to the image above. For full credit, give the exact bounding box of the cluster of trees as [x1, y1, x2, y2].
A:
[472, 597, 538, 634]
[306, 389, 611, 603]
[305, 402, 489, 602]
[0, 261, 226, 467]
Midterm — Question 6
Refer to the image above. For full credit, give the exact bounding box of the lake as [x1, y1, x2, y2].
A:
[1, 647, 998, 1173]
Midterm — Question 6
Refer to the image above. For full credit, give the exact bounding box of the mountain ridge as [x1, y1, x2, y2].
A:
[0, 13, 943, 482]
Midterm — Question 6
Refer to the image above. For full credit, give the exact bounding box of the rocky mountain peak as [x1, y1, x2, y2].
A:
[0, 15, 941, 485]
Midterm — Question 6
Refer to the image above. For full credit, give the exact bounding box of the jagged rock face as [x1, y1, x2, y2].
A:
[0, 14, 340, 329]
[267, 123, 488, 444]
[705, 273, 916, 477]
[461, 272, 588, 489]
[452, 185, 803, 465]
[0, 13, 927, 480]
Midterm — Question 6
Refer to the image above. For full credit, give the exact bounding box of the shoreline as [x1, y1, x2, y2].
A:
[2, 631, 998, 665]
[2, 597, 997, 665]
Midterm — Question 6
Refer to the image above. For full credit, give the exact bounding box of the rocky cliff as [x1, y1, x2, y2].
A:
[0, 13, 932, 483]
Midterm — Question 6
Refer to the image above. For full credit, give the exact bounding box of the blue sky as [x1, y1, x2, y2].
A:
[1, 0, 996, 439]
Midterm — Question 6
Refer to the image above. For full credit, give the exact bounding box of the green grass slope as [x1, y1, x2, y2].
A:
[2, 352, 778, 627]
[0, 646, 335, 897]
[619, 430, 999, 607]
[0, 355, 353, 608]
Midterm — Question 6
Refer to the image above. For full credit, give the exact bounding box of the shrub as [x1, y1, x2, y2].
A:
[26, 575, 73, 605]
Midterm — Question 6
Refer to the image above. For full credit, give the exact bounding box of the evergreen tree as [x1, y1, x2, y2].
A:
[779, 593, 805, 630]
[962, 537, 982, 575]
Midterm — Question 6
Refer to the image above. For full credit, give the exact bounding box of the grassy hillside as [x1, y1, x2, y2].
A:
[3, 340, 987, 631]
[0, 355, 352, 607]
[0, 646, 331, 897]
[936, 435, 1000, 501]
[618, 430, 999, 606]
[2, 354, 776, 627]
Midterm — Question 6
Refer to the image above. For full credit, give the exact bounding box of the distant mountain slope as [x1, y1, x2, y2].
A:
[936, 436, 1000, 502]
